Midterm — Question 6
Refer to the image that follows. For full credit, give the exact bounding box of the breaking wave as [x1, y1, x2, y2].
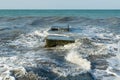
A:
[0, 16, 120, 80]
[65, 50, 91, 71]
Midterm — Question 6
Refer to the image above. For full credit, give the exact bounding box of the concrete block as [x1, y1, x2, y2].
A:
[45, 35, 75, 47]
[50, 23, 70, 32]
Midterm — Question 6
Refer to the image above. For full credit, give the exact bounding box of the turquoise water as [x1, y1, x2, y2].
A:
[0, 10, 120, 18]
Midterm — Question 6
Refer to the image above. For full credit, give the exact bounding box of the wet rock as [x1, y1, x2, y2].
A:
[45, 35, 75, 47]
[50, 23, 70, 32]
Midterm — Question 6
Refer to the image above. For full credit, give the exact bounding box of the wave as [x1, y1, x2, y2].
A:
[0, 16, 120, 80]
[8, 28, 49, 50]
[65, 50, 91, 71]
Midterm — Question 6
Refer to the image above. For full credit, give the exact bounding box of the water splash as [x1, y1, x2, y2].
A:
[9, 29, 49, 49]
[65, 50, 91, 71]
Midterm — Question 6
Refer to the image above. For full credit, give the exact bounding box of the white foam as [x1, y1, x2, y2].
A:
[0, 63, 26, 80]
[48, 49, 91, 77]
[9, 29, 49, 48]
[62, 40, 108, 56]
[91, 69, 120, 80]
[1, 21, 120, 80]
[93, 39, 120, 80]
[92, 67, 120, 80]
[65, 50, 91, 71]
[52, 66, 84, 77]
[2, 75, 15, 80]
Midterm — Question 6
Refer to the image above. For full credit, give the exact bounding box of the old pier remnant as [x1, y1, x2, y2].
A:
[45, 23, 75, 47]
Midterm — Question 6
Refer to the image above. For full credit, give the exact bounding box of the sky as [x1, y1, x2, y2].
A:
[0, 0, 120, 9]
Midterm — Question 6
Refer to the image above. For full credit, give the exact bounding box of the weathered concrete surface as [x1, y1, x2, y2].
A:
[45, 35, 75, 47]
[50, 23, 70, 32]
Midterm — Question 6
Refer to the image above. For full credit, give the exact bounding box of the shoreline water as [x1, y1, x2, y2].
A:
[0, 10, 120, 80]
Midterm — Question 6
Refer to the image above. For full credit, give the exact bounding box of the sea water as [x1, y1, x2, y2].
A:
[0, 10, 120, 80]
[0, 10, 120, 18]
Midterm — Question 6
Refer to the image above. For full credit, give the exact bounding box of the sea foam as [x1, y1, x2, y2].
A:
[65, 50, 91, 71]
[9, 29, 49, 49]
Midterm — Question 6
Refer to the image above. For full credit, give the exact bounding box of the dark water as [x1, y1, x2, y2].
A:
[0, 10, 120, 80]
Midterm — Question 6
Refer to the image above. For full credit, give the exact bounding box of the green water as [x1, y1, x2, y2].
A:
[0, 10, 120, 18]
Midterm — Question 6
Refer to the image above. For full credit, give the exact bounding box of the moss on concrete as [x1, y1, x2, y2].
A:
[45, 38, 75, 47]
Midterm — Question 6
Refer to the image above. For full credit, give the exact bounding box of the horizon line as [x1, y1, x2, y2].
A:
[0, 9, 120, 10]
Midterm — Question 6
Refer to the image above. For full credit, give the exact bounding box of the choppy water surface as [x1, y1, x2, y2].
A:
[0, 16, 120, 80]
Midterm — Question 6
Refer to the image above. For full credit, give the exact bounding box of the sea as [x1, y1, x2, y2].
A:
[0, 10, 120, 80]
